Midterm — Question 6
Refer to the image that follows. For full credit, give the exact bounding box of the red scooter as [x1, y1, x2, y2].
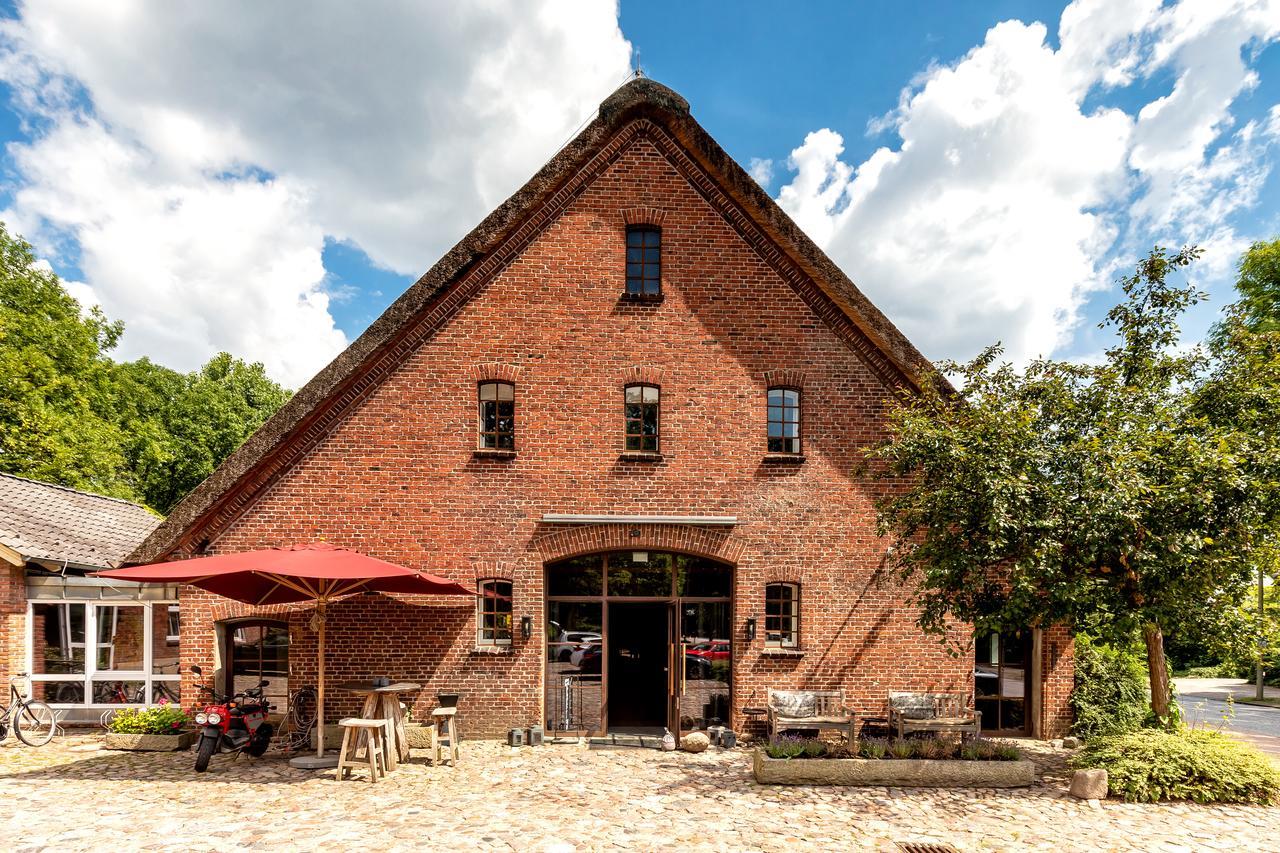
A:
[189, 665, 275, 772]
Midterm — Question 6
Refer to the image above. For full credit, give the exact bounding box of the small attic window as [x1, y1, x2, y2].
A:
[625, 226, 661, 297]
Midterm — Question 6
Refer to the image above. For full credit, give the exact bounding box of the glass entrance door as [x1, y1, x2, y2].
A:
[974, 630, 1030, 733]
[544, 551, 732, 737]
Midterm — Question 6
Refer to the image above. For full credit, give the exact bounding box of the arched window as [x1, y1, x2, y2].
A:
[625, 226, 661, 297]
[478, 382, 515, 449]
[764, 582, 800, 648]
[477, 579, 513, 646]
[767, 388, 801, 454]
[624, 384, 660, 452]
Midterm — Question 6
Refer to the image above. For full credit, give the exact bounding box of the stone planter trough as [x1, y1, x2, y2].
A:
[753, 749, 1035, 787]
[104, 731, 198, 752]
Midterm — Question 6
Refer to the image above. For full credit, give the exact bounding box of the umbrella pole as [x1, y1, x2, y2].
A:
[316, 599, 326, 757]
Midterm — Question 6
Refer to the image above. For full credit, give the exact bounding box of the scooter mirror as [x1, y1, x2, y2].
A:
[190, 665, 203, 676]
[259, 680, 270, 687]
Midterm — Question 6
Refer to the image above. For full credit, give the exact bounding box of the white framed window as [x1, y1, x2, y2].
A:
[27, 600, 181, 710]
[477, 579, 513, 646]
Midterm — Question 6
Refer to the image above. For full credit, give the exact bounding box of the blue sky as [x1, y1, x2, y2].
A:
[0, 1, 1277, 384]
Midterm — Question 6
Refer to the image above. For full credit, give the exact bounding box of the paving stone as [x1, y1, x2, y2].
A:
[0, 736, 1277, 850]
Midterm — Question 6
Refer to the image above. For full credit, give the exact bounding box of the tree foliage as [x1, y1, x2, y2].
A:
[0, 223, 291, 513]
[870, 246, 1280, 720]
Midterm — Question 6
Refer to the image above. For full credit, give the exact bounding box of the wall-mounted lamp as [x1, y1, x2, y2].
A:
[521, 615, 533, 641]
[744, 617, 757, 642]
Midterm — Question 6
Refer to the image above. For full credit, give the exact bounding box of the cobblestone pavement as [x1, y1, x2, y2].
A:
[2, 736, 1278, 851]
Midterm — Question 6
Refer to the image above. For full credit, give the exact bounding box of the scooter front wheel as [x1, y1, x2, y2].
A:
[194, 735, 217, 772]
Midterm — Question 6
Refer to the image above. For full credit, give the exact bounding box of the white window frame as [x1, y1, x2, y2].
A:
[26, 599, 181, 708]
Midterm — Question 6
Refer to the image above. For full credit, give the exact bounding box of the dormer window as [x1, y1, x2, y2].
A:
[625, 226, 661, 297]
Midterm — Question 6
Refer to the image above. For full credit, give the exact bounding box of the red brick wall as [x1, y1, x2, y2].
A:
[1, 565, 25, 689]
[177, 125, 1009, 737]
[1040, 625, 1074, 739]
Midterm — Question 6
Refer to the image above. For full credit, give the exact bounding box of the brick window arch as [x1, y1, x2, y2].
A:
[477, 579, 513, 646]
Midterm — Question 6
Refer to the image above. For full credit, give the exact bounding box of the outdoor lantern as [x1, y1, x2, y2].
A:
[745, 617, 757, 642]
[521, 615, 533, 640]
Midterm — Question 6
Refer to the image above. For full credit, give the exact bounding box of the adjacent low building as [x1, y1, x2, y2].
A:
[0, 472, 171, 723]
[124, 78, 1072, 740]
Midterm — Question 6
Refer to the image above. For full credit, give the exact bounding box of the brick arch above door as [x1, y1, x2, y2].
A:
[533, 523, 745, 565]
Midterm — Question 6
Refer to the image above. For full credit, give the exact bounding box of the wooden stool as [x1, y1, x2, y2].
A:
[430, 707, 459, 766]
[336, 718, 387, 782]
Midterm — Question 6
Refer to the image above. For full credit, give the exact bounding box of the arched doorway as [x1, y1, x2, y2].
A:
[220, 619, 289, 710]
[544, 551, 732, 737]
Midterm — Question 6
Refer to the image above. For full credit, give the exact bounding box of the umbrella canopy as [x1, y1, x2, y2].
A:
[97, 542, 475, 604]
[96, 542, 476, 759]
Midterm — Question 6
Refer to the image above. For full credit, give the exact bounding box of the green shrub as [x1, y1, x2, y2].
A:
[1074, 728, 1280, 804]
[801, 738, 826, 758]
[106, 704, 190, 735]
[888, 739, 915, 759]
[1071, 633, 1150, 740]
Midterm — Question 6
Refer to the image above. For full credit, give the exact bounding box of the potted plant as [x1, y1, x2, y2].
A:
[103, 701, 196, 751]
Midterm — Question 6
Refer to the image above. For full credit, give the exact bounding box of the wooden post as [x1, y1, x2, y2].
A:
[317, 599, 326, 756]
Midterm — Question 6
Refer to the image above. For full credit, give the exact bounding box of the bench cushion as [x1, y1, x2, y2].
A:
[769, 690, 817, 719]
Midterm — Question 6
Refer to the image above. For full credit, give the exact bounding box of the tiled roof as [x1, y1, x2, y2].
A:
[0, 473, 161, 570]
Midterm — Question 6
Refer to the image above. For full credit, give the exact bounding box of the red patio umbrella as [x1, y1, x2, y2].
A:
[96, 542, 476, 758]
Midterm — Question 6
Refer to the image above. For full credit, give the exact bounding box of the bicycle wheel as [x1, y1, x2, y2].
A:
[14, 700, 56, 746]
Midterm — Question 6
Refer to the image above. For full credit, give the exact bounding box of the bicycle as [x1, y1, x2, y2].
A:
[1, 673, 57, 746]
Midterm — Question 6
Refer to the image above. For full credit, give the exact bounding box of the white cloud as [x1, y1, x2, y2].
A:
[775, 0, 1280, 365]
[0, 1, 632, 384]
[748, 157, 774, 188]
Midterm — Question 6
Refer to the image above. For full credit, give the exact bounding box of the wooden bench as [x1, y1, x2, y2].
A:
[766, 688, 855, 743]
[887, 692, 980, 741]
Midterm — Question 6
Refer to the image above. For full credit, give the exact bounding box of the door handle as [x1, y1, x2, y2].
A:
[680, 642, 687, 694]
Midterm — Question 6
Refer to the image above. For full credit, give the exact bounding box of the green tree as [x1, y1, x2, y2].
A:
[1212, 238, 1280, 340]
[870, 247, 1278, 721]
[0, 223, 131, 497]
[0, 222, 291, 512]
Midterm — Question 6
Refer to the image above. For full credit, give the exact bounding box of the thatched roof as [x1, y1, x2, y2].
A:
[130, 77, 934, 564]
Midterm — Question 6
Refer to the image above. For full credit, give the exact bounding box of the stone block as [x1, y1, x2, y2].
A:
[681, 732, 710, 753]
[1061, 736, 1080, 749]
[103, 731, 197, 751]
[1069, 768, 1108, 799]
[753, 750, 1035, 787]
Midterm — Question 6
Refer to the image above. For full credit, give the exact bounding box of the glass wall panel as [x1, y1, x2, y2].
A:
[31, 603, 85, 675]
[546, 555, 603, 597]
[91, 679, 146, 704]
[606, 551, 672, 596]
[227, 621, 290, 708]
[152, 605, 180, 676]
[675, 555, 731, 598]
[96, 605, 146, 671]
[679, 601, 730, 731]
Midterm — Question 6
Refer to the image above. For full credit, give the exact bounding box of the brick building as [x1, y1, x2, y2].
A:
[125, 78, 1073, 740]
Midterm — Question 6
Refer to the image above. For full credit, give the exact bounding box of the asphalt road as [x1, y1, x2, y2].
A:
[1180, 695, 1280, 737]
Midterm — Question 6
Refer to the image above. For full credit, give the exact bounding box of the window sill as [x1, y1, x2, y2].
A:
[470, 645, 513, 655]
[762, 453, 805, 465]
[473, 448, 517, 459]
[619, 451, 664, 462]
[761, 647, 805, 657]
[619, 292, 664, 304]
